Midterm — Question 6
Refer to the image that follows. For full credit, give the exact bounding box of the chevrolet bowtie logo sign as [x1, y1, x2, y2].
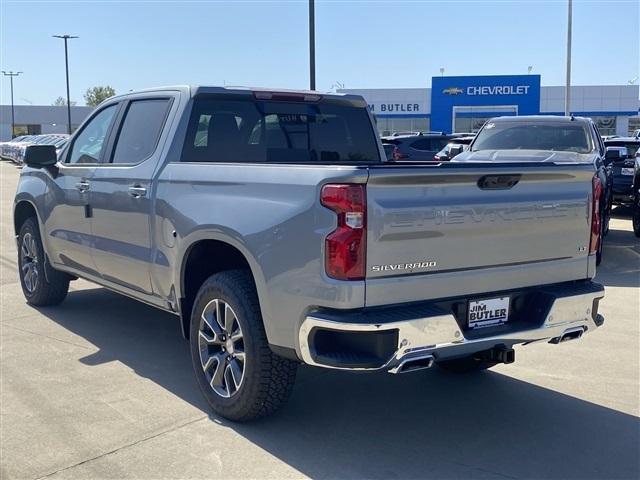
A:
[442, 87, 464, 95]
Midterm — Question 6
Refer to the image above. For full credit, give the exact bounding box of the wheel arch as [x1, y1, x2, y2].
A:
[177, 234, 269, 340]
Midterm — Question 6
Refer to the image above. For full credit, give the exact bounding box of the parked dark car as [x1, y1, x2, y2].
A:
[381, 133, 461, 161]
[603, 137, 640, 206]
[453, 115, 614, 265]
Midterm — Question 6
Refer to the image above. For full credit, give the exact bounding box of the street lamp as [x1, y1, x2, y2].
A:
[53, 34, 79, 134]
[1, 71, 22, 138]
[309, 0, 315, 90]
[564, 0, 572, 116]
[440, 67, 445, 77]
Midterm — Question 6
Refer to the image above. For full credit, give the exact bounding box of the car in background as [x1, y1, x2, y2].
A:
[434, 135, 475, 161]
[453, 115, 613, 265]
[603, 137, 640, 206]
[381, 132, 462, 161]
[4, 134, 69, 164]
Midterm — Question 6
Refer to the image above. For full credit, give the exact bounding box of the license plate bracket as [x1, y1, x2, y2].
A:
[468, 296, 510, 329]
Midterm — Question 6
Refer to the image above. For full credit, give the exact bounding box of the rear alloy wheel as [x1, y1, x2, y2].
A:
[189, 270, 297, 421]
[197, 298, 246, 398]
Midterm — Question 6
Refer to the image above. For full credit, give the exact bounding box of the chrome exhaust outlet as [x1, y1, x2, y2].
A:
[549, 326, 586, 344]
[389, 354, 435, 374]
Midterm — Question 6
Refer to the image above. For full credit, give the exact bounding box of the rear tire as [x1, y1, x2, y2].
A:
[596, 218, 604, 266]
[17, 217, 70, 306]
[633, 189, 640, 238]
[437, 355, 497, 374]
[189, 270, 297, 421]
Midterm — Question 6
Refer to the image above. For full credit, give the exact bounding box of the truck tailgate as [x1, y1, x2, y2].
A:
[365, 163, 594, 306]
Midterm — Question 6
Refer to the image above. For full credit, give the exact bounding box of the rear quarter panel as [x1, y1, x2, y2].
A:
[154, 163, 368, 349]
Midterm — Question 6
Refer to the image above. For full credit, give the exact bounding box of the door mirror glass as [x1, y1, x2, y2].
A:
[24, 145, 57, 167]
[449, 144, 465, 158]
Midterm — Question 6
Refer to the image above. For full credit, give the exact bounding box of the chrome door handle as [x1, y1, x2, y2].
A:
[75, 181, 90, 192]
[128, 185, 147, 198]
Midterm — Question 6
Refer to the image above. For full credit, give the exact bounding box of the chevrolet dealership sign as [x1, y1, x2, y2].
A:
[431, 74, 541, 132]
[444, 85, 532, 96]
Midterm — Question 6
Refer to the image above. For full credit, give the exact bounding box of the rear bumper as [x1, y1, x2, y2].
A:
[298, 281, 604, 372]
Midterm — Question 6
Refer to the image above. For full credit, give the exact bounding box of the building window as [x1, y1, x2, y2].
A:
[372, 116, 430, 136]
[628, 117, 640, 136]
[13, 124, 42, 136]
[591, 116, 616, 136]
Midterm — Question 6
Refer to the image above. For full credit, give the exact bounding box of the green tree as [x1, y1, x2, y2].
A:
[83, 86, 116, 107]
[53, 96, 76, 106]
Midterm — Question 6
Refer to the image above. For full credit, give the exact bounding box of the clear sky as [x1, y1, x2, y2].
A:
[1, 0, 638, 106]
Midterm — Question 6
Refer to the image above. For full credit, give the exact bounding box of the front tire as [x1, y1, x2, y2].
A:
[189, 270, 297, 421]
[18, 217, 70, 306]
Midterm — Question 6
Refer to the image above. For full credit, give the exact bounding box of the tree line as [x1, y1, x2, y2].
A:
[52, 85, 116, 107]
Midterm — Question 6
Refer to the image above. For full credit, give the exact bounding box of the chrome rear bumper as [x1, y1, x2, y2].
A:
[298, 282, 604, 372]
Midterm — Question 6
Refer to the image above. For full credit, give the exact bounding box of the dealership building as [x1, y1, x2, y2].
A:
[341, 75, 640, 137]
[0, 105, 93, 141]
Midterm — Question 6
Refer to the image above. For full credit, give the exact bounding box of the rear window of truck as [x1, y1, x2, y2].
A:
[472, 122, 592, 154]
[181, 98, 380, 164]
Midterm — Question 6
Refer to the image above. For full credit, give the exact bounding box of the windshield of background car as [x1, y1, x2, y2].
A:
[472, 122, 592, 154]
[604, 141, 640, 157]
[183, 98, 380, 164]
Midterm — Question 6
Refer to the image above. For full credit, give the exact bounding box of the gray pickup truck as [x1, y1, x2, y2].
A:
[14, 86, 605, 421]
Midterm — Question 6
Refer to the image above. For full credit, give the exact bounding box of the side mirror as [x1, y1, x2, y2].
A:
[24, 145, 57, 167]
[605, 147, 621, 160]
[449, 144, 465, 158]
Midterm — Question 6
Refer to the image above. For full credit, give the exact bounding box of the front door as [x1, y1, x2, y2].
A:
[89, 97, 173, 294]
[43, 103, 119, 276]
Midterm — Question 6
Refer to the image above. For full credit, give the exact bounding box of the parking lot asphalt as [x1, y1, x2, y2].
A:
[0, 159, 638, 480]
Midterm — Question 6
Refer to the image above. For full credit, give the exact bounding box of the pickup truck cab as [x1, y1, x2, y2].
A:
[14, 87, 605, 421]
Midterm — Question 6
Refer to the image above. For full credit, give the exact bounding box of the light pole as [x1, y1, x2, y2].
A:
[1, 71, 22, 138]
[309, 0, 316, 90]
[53, 34, 79, 134]
[564, 0, 572, 116]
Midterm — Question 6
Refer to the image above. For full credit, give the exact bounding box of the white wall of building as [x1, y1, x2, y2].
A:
[0, 105, 93, 141]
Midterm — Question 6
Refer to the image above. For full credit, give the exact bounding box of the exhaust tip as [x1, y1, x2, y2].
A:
[390, 355, 434, 374]
[550, 327, 585, 344]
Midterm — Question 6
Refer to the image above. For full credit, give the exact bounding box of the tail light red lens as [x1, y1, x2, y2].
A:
[321, 184, 366, 280]
[589, 176, 603, 255]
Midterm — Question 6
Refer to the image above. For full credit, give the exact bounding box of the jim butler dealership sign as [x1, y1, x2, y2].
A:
[431, 74, 541, 133]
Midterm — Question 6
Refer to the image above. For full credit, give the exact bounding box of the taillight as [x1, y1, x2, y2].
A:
[392, 146, 408, 161]
[589, 176, 603, 255]
[321, 184, 366, 280]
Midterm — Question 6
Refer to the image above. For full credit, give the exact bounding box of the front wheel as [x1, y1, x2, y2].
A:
[18, 217, 70, 306]
[189, 270, 297, 421]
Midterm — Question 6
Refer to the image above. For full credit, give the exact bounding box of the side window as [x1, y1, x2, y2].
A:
[111, 99, 172, 164]
[68, 104, 117, 164]
[410, 139, 432, 151]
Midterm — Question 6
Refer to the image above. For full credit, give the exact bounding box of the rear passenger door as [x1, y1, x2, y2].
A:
[89, 96, 174, 294]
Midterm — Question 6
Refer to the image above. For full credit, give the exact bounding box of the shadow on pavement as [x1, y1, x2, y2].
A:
[34, 287, 640, 480]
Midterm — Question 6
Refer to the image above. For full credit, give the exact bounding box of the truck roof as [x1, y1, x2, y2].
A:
[106, 85, 367, 107]
[487, 115, 592, 124]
